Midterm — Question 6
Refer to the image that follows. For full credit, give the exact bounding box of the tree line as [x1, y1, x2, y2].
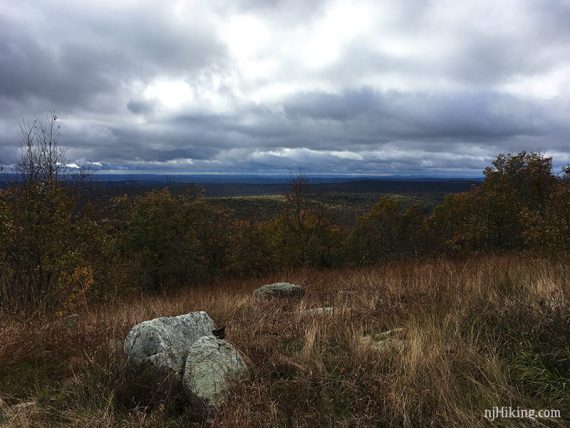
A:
[0, 116, 568, 315]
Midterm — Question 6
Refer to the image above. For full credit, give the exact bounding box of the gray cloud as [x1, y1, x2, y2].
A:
[0, 0, 569, 175]
[0, 1, 226, 112]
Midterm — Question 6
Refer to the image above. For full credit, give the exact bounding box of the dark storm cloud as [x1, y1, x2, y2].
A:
[283, 89, 547, 141]
[0, 0, 569, 175]
[0, 1, 226, 112]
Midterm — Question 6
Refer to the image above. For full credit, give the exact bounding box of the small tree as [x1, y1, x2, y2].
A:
[522, 164, 570, 256]
[0, 114, 94, 315]
[483, 151, 556, 214]
[16, 113, 65, 186]
[428, 151, 560, 253]
[350, 197, 426, 263]
[115, 188, 229, 291]
[284, 174, 312, 265]
[260, 174, 334, 267]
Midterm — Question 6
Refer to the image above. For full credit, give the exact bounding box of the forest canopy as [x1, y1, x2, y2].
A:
[0, 117, 568, 315]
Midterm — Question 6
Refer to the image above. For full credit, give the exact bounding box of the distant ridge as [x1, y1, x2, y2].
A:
[0, 173, 481, 197]
[0, 172, 483, 185]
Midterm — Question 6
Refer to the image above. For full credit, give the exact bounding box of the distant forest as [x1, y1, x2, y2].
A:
[0, 117, 568, 316]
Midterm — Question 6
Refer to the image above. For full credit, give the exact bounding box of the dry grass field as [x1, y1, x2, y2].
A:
[0, 254, 568, 427]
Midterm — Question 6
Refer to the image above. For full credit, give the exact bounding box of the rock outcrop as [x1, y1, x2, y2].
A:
[123, 311, 247, 417]
[254, 282, 305, 299]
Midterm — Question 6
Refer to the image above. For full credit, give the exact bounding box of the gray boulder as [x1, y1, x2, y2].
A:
[254, 282, 305, 299]
[183, 336, 247, 409]
[124, 311, 215, 376]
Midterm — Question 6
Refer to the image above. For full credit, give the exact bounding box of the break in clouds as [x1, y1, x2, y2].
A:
[1, 0, 569, 175]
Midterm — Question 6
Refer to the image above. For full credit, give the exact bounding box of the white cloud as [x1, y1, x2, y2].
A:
[144, 79, 194, 110]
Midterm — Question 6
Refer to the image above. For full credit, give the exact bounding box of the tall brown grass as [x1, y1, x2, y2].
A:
[0, 255, 568, 426]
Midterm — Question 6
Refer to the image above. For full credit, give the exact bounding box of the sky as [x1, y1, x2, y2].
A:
[0, 0, 569, 176]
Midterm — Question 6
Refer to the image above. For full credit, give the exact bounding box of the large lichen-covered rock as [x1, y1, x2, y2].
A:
[124, 311, 215, 377]
[183, 336, 247, 410]
[254, 282, 305, 299]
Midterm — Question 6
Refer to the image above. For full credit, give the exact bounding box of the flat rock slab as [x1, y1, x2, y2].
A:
[124, 311, 215, 376]
[254, 282, 305, 299]
[359, 328, 406, 353]
[183, 336, 247, 409]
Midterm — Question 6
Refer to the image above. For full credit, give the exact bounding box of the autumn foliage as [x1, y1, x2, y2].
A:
[0, 119, 568, 317]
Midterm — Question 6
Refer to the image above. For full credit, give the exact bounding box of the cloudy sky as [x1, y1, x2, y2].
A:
[1, 0, 569, 176]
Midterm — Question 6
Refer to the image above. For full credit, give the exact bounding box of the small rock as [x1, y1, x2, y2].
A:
[63, 313, 80, 328]
[359, 328, 406, 352]
[254, 282, 305, 299]
[183, 336, 247, 411]
[300, 306, 335, 317]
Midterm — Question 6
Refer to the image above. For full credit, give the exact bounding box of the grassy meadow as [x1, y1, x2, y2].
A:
[1, 255, 568, 426]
